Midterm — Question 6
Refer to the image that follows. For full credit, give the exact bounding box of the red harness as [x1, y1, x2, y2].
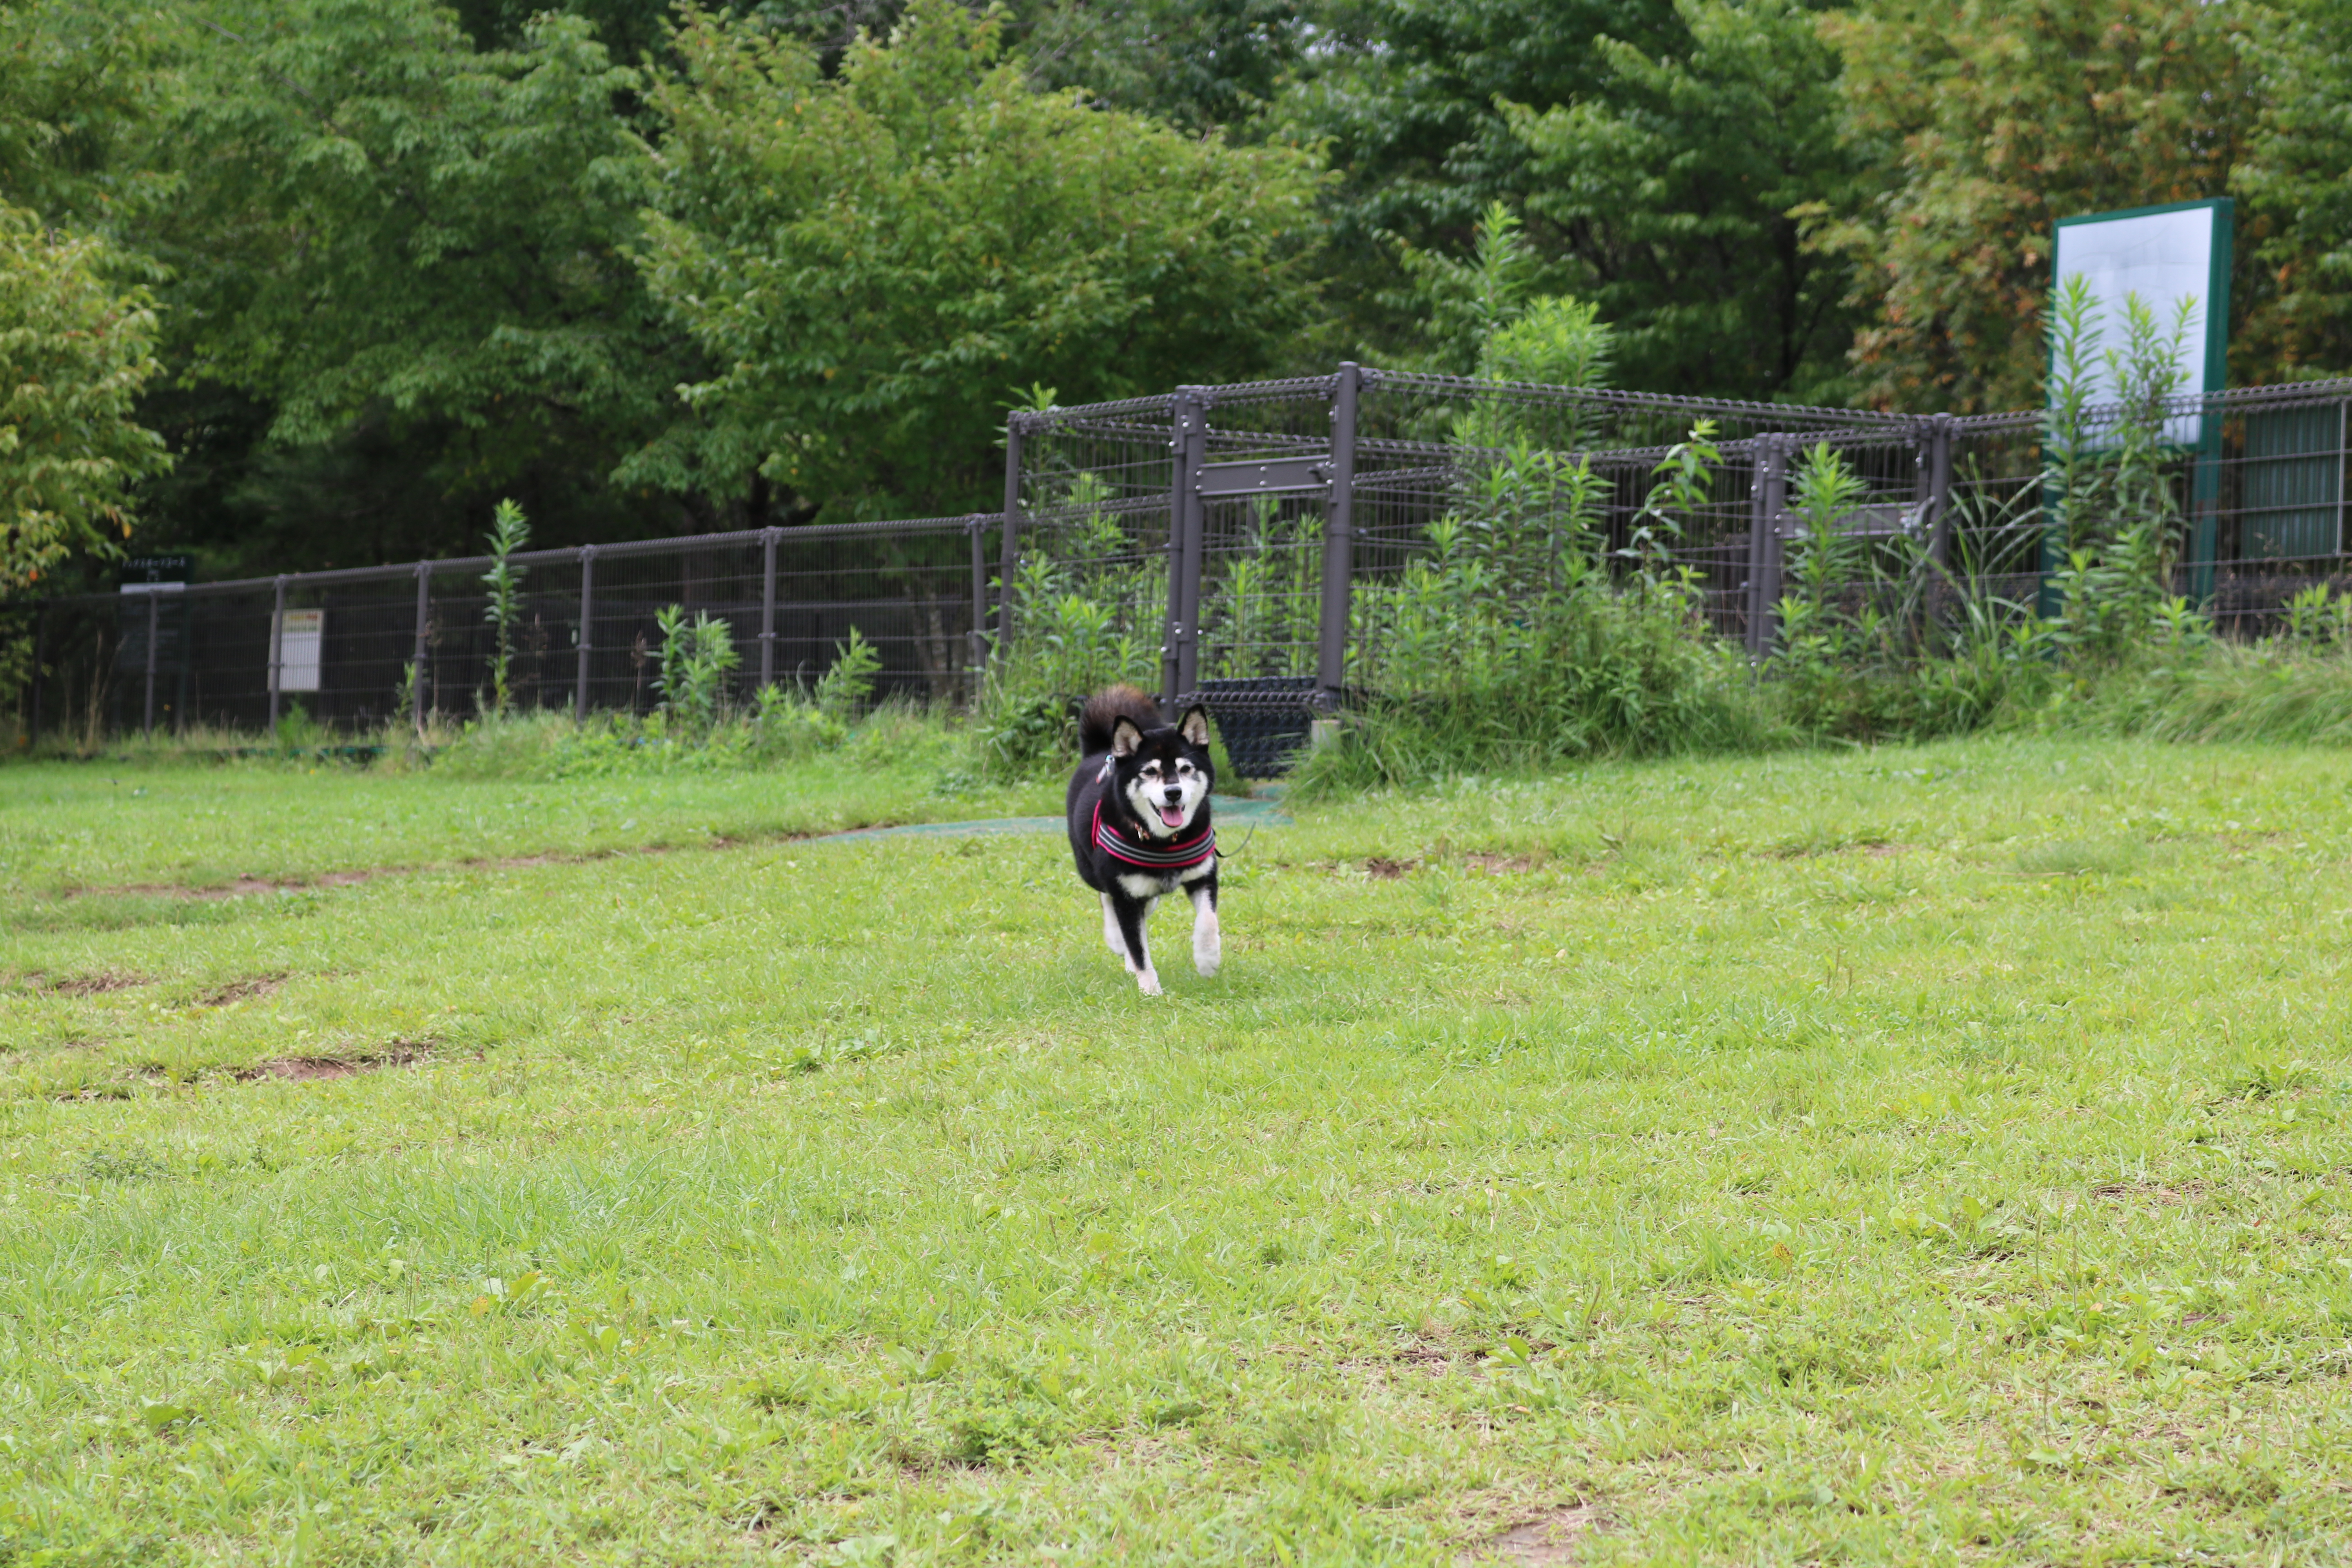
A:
[1091, 799, 1216, 873]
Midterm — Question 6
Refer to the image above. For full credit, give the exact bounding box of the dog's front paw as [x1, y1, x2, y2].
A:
[1192, 912, 1221, 978]
[1134, 968, 1163, 996]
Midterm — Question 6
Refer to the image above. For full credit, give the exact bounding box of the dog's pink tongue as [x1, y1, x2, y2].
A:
[1159, 806, 1186, 829]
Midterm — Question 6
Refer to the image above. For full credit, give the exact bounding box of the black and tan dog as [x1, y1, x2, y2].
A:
[1065, 685, 1219, 996]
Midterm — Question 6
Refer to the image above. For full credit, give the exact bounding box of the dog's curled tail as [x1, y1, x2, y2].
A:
[1078, 684, 1164, 756]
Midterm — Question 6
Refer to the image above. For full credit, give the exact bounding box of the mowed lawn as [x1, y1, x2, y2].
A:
[4, 738, 2350, 1566]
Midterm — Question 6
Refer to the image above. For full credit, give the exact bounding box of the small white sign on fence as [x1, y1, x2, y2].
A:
[276, 609, 323, 693]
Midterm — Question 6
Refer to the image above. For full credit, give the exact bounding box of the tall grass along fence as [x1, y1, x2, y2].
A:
[13, 363, 2352, 766]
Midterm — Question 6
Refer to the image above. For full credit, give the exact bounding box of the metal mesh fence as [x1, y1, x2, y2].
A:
[1010, 368, 2352, 706]
[22, 517, 993, 742]
[1010, 368, 1929, 700]
[18, 364, 2352, 749]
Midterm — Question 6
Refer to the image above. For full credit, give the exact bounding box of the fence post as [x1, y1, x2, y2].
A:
[267, 574, 287, 730]
[575, 544, 596, 722]
[998, 417, 1024, 658]
[410, 562, 430, 732]
[1317, 363, 1360, 701]
[2189, 396, 2222, 605]
[174, 592, 190, 736]
[966, 513, 987, 699]
[1164, 390, 1208, 703]
[759, 526, 780, 691]
[1743, 436, 1789, 659]
[1921, 413, 1956, 571]
[27, 600, 43, 744]
[143, 589, 160, 737]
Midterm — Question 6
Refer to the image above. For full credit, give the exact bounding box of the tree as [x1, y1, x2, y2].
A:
[151, 0, 693, 563]
[0, 207, 169, 590]
[1821, 0, 2252, 412]
[631, 0, 1326, 519]
[1270, 0, 1683, 359]
[2234, 0, 2352, 379]
[1017, 0, 1312, 138]
[0, 0, 176, 228]
[1503, 0, 1865, 402]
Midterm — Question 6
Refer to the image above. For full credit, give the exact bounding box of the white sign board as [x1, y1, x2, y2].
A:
[276, 609, 323, 693]
[2051, 199, 2230, 445]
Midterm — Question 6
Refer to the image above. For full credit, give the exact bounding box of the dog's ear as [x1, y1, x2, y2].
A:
[1110, 717, 1143, 757]
[1178, 705, 1211, 748]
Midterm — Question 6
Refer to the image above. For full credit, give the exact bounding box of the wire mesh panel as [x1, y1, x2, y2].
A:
[2205, 385, 2352, 633]
[1944, 381, 2352, 637]
[1192, 381, 1341, 688]
[1009, 395, 1185, 699]
[1012, 367, 1920, 714]
[18, 517, 987, 742]
[1348, 375, 1920, 668]
[1939, 413, 2050, 625]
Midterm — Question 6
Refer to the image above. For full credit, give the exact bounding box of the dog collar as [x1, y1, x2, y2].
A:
[1092, 800, 1216, 871]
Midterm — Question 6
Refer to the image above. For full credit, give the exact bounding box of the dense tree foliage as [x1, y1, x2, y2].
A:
[147, 1, 690, 565]
[0, 0, 174, 227]
[2234, 0, 2352, 381]
[1822, 0, 2251, 412]
[631, 0, 1323, 517]
[4, 0, 2351, 583]
[1506, 0, 1863, 402]
[0, 208, 169, 589]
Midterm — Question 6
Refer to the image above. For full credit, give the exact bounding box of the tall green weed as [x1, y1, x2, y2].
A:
[1295, 437, 1773, 793]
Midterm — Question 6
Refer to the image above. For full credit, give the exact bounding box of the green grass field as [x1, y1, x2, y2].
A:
[4, 737, 2350, 1566]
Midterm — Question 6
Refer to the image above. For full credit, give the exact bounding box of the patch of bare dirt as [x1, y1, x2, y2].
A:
[2092, 1181, 2204, 1205]
[237, 1043, 430, 1082]
[1461, 1504, 1602, 1566]
[53, 1082, 137, 1102]
[1365, 857, 1416, 879]
[64, 833, 775, 903]
[35, 971, 151, 996]
[197, 974, 287, 1006]
[86, 869, 386, 902]
[1771, 839, 1905, 860]
[1465, 853, 1543, 874]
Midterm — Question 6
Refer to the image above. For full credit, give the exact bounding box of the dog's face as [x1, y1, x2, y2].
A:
[1109, 706, 1213, 837]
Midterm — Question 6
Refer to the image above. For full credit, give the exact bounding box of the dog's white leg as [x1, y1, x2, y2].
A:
[1133, 896, 1160, 995]
[1189, 882, 1221, 978]
[1102, 892, 1127, 959]
[1107, 890, 1160, 995]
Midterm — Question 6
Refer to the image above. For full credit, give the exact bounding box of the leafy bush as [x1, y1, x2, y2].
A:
[652, 604, 742, 733]
[814, 628, 881, 722]
[2058, 608, 2352, 746]
[742, 629, 884, 762]
[1296, 435, 1773, 793]
[1762, 441, 2055, 741]
[271, 700, 328, 753]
